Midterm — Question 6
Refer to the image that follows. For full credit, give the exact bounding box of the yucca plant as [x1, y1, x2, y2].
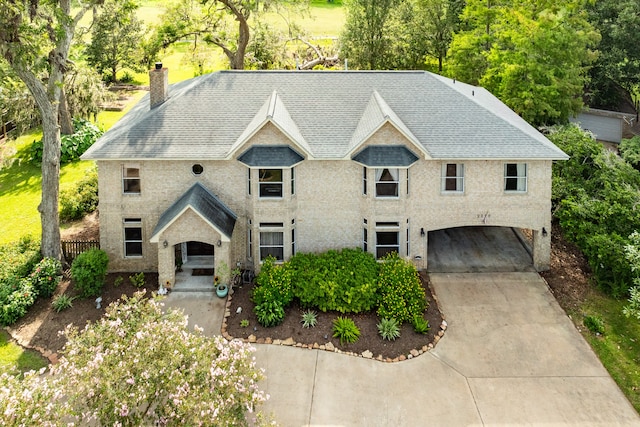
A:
[52, 294, 75, 313]
[301, 309, 318, 328]
[377, 318, 401, 341]
[332, 316, 360, 345]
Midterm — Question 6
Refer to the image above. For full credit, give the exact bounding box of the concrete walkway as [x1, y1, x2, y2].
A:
[164, 273, 640, 426]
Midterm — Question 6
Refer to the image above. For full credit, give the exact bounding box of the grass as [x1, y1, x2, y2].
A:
[0, 330, 48, 375]
[575, 292, 640, 413]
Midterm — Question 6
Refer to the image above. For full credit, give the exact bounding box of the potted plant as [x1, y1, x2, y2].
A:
[215, 262, 230, 298]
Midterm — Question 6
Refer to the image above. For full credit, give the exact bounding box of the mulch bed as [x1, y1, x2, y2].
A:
[224, 271, 445, 361]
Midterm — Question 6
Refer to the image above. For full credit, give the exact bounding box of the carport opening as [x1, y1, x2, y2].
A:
[427, 226, 534, 273]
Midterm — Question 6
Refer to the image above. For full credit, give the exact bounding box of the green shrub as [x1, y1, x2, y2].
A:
[252, 256, 293, 307]
[377, 318, 401, 341]
[29, 118, 103, 164]
[0, 278, 36, 326]
[623, 287, 640, 321]
[29, 257, 62, 298]
[114, 276, 124, 287]
[240, 319, 250, 328]
[129, 272, 145, 288]
[0, 236, 41, 283]
[52, 294, 76, 313]
[583, 233, 633, 298]
[620, 136, 640, 170]
[289, 248, 379, 313]
[71, 249, 109, 297]
[412, 315, 430, 334]
[301, 309, 318, 328]
[332, 316, 360, 345]
[583, 314, 605, 335]
[254, 300, 285, 327]
[59, 166, 98, 222]
[376, 253, 427, 323]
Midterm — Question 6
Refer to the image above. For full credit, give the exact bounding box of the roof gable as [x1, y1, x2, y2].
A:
[150, 183, 237, 242]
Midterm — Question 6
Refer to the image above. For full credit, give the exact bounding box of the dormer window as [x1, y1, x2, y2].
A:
[259, 169, 283, 198]
[375, 168, 399, 198]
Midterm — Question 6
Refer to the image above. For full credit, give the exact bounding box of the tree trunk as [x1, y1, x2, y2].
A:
[59, 89, 74, 135]
[15, 68, 62, 261]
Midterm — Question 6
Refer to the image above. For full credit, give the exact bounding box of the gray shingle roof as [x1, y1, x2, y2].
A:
[150, 182, 237, 241]
[352, 145, 419, 167]
[237, 145, 304, 167]
[82, 70, 568, 161]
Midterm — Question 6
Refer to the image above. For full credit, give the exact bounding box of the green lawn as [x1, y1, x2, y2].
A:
[578, 293, 640, 412]
[0, 330, 48, 375]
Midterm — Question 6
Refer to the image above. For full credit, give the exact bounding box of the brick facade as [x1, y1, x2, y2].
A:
[96, 125, 554, 286]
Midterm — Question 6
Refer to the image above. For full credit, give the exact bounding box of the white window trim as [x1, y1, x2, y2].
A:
[258, 168, 284, 199]
[259, 222, 284, 262]
[441, 163, 464, 193]
[375, 221, 400, 259]
[375, 168, 399, 199]
[122, 164, 141, 195]
[123, 218, 143, 258]
[504, 163, 527, 193]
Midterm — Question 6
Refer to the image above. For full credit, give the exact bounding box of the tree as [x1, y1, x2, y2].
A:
[85, 0, 144, 83]
[0, 292, 270, 425]
[586, 0, 640, 109]
[0, 0, 100, 260]
[340, 0, 402, 69]
[149, 0, 307, 70]
[447, 0, 599, 125]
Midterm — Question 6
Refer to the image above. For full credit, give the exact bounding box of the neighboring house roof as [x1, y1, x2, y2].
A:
[352, 145, 419, 167]
[82, 70, 568, 161]
[150, 182, 237, 242]
[237, 145, 305, 167]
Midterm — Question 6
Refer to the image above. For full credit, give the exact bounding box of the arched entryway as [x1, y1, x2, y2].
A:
[427, 226, 536, 273]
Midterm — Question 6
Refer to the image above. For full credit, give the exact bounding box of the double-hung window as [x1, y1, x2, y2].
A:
[259, 169, 283, 198]
[504, 163, 527, 192]
[259, 223, 284, 261]
[442, 163, 464, 192]
[123, 218, 142, 257]
[123, 165, 141, 194]
[375, 168, 399, 198]
[375, 222, 399, 259]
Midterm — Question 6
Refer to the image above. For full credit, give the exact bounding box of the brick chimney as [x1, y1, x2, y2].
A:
[149, 62, 168, 109]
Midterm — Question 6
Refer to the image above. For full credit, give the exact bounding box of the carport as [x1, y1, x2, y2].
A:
[427, 226, 534, 273]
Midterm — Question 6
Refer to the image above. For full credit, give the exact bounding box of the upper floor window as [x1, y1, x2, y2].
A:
[123, 218, 142, 257]
[504, 163, 527, 192]
[375, 168, 398, 198]
[191, 164, 203, 175]
[259, 169, 283, 198]
[442, 163, 464, 192]
[291, 167, 296, 196]
[123, 165, 140, 194]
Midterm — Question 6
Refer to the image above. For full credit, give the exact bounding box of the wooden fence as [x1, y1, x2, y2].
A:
[61, 240, 100, 262]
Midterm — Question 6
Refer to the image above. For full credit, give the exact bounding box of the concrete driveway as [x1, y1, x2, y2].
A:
[165, 273, 640, 426]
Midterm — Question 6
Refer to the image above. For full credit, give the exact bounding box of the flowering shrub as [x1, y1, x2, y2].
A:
[30, 257, 62, 298]
[71, 248, 108, 297]
[377, 253, 427, 323]
[252, 256, 294, 307]
[0, 278, 36, 326]
[0, 291, 271, 426]
[0, 236, 41, 283]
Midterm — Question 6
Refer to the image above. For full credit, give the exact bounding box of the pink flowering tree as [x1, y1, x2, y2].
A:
[0, 291, 272, 426]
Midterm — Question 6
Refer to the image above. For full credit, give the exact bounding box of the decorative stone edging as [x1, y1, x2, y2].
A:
[220, 282, 448, 363]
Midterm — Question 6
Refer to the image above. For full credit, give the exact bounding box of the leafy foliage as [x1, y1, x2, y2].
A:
[447, 0, 599, 125]
[129, 272, 145, 288]
[377, 317, 401, 341]
[0, 292, 270, 425]
[301, 309, 318, 328]
[377, 253, 427, 323]
[288, 248, 379, 313]
[412, 315, 430, 334]
[332, 316, 360, 345]
[252, 256, 294, 307]
[59, 164, 98, 222]
[584, 314, 605, 335]
[29, 257, 62, 298]
[548, 125, 640, 296]
[30, 119, 103, 165]
[52, 294, 76, 313]
[620, 136, 640, 171]
[0, 278, 36, 326]
[71, 249, 109, 298]
[254, 300, 286, 327]
[0, 237, 41, 326]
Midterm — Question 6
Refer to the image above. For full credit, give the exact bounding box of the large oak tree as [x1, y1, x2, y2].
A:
[0, 0, 100, 260]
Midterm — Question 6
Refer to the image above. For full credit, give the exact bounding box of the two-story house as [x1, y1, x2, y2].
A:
[81, 67, 568, 287]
